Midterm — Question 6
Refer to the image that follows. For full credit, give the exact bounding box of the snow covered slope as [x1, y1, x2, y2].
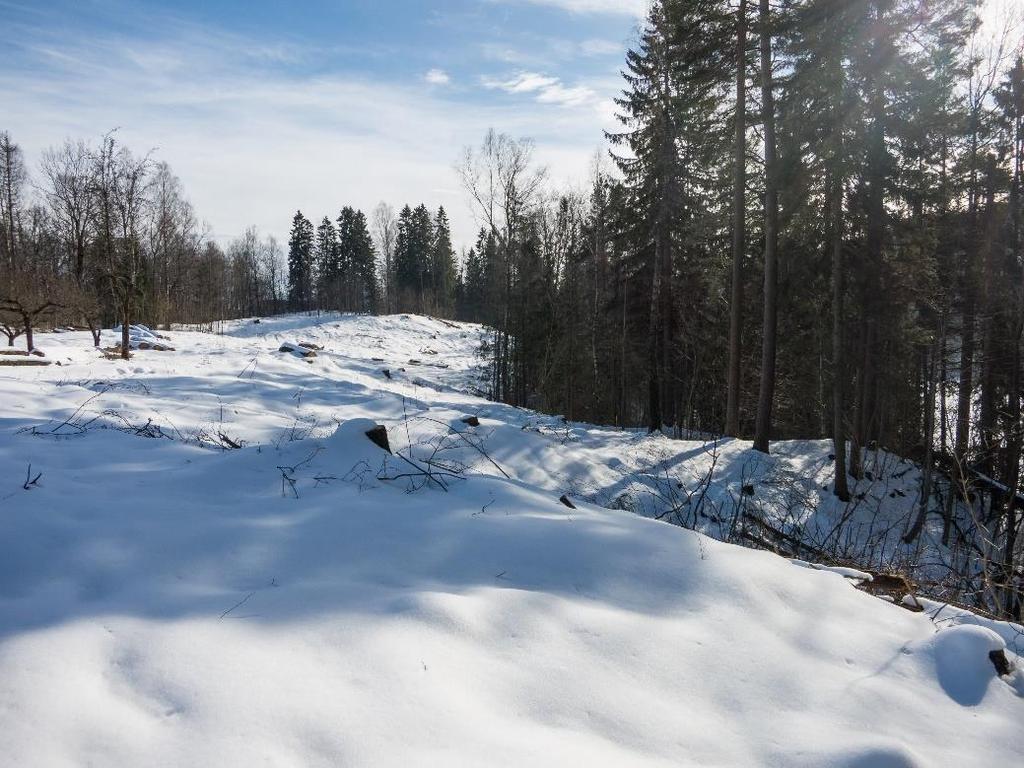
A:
[1, 313, 1021, 766]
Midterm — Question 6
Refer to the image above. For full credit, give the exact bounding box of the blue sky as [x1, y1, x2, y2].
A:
[2, 0, 646, 251]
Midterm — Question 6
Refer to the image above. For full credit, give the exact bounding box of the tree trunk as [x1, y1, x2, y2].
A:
[956, 107, 982, 475]
[648, 233, 666, 434]
[121, 302, 131, 360]
[725, 0, 747, 437]
[831, 170, 850, 502]
[905, 337, 938, 544]
[979, 161, 999, 480]
[753, 0, 777, 455]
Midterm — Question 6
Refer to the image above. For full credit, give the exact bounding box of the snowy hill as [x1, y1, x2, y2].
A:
[1, 313, 1022, 766]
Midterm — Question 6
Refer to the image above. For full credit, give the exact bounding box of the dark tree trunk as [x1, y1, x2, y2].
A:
[726, 0, 747, 437]
[956, 108, 982, 476]
[121, 302, 131, 360]
[753, 0, 777, 455]
[86, 316, 101, 348]
[905, 338, 938, 544]
[831, 171, 850, 502]
[979, 161, 999, 479]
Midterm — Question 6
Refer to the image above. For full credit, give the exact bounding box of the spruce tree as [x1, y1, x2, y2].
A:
[287, 211, 314, 312]
[608, 0, 730, 432]
[394, 204, 433, 312]
[394, 205, 416, 311]
[336, 207, 357, 310]
[313, 216, 338, 311]
[350, 208, 379, 312]
[431, 206, 457, 317]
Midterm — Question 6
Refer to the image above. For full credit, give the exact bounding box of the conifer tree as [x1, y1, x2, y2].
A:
[394, 204, 434, 312]
[349, 208, 378, 312]
[394, 205, 416, 311]
[336, 207, 357, 310]
[313, 216, 337, 311]
[609, 0, 730, 432]
[431, 206, 457, 317]
[287, 212, 314, 312]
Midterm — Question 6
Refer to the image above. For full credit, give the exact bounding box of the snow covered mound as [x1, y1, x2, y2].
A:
[112, 324, 176, 351]
[1, 313, 1021, 766]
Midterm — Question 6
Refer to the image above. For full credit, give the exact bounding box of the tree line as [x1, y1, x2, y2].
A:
[284, 203, 458, 318]
[0, 131, 289, 355]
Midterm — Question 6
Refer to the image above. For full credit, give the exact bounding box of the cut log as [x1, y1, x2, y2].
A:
[0, 358, 51, 367]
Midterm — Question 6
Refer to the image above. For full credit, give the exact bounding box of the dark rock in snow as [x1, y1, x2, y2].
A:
[364, 424, 392, 454]
[990, 648, 1014, 677]
[279, 343, 316, 358]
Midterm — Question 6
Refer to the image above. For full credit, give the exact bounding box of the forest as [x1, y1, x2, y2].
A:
[2, 0, 1023, 618]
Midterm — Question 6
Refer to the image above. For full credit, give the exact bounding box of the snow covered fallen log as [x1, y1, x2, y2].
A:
[278, 342, 317, 358]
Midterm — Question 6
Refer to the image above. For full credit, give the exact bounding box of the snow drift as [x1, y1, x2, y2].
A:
[0, 313, 1021, 766]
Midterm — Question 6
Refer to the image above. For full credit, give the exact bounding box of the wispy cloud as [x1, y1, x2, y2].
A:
[3, 23, 612, 251]
[424, 68, 451, 85]
[483, 71, 598, 108]
[487, 72, 560, 93]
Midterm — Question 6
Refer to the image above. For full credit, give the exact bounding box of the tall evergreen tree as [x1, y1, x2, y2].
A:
[394, 204, 434, 312]
[313, 216, 337, 310]
[349, 208, 379, 312]
[286, 211, 314, 312]
[431, 206, 457, 317]
[608, 0, 730, 432]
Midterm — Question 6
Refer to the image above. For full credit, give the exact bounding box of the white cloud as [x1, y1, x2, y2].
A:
[535, 82, 596, 107]
[483, 71, 599, 108]
[424, 68, 451, 86]
[488, 72, 560, 93]
[3, 29, 613, 253]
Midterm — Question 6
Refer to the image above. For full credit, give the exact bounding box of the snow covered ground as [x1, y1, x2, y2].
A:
[1, 312, 1022, 766]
